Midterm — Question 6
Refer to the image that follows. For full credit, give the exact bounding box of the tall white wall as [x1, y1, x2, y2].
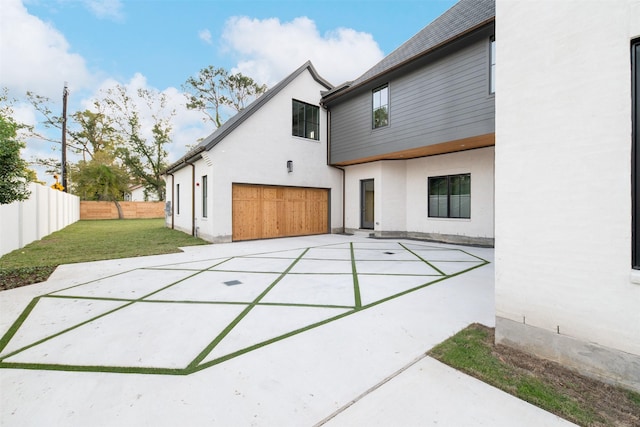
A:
[0, 183, 80, 256]
[495, 0, 640, 390]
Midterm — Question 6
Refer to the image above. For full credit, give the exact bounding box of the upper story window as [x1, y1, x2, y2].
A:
[372, 84, 389, 128]
[490, 37, 496, 94]
[292, 100, 319, 140]
[428, 174, 471, 219]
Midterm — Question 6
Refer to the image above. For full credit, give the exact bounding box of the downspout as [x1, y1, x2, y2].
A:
[324, 106, 346, 233]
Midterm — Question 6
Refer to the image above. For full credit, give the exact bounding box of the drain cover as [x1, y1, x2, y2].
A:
[223, 280, 242, 286]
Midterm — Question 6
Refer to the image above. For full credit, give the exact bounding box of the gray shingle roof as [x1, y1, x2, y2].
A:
[165, 61, 332, 173]
[322, 0, 495, 101]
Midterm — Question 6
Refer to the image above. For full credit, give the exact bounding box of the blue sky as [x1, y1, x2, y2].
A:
[1, 0, 457, 181]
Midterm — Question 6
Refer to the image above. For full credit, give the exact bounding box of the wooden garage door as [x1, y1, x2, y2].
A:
[232, 184, 329, 241]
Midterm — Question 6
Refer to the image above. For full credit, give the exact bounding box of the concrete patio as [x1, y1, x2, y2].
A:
[0, 235, 574, 426]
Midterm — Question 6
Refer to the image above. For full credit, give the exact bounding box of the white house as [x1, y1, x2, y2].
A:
[495, 0, 640, 391]
[125, 184, 159, 202]
[166, 0, 640, 392]
[164, 62, 343, 242]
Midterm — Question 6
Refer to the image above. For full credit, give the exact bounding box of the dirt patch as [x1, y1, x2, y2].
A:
[472, 324, 639, 426]
[0, 266, 56, 291]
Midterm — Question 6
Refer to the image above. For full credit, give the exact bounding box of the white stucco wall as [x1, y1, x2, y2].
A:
[406, 147, 494, 241]
[343, 162, 382, 231]
[127, 186, 159, 202]
[166, 165, 197, 237]
[495, 0, 640, 364]
[343, 147, 494, 244]
[166, 67, 343, 242]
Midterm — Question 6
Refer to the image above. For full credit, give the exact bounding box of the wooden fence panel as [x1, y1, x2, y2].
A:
[80, 201, 165, 220]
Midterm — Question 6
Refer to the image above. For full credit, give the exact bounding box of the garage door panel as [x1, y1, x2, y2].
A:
[287, 200, 307, 236]
[263, 199, 285, 238]
[232, 199, 262, 241]
[232, 184, 328, 241]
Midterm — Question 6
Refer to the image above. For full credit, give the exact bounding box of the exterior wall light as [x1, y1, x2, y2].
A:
[287, 160, 293, 173]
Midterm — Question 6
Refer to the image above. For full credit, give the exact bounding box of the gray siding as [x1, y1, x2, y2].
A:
[329, 28, 495, 164]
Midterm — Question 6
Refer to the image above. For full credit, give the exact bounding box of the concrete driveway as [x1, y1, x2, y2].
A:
[0, 235, 574, 426]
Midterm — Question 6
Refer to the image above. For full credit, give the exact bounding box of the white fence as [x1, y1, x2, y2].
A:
[0, 183, 80, 257]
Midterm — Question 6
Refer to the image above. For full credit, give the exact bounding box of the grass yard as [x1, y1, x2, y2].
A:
[428, 324, 640, 426]
[0, 219, 207, 291]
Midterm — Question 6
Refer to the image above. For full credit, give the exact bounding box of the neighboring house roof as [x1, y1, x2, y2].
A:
[165, 61, 333, 174]
[322, 0, 495, 102]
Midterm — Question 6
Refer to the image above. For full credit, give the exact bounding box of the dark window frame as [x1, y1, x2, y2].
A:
[292, 99, 320, 140]
[202, 175, 208, 218]
[428, 174, 471, 219]
[490, 36, 496, 94]
[372, 84, 389, 129]
[632, 38, 640, 268]
[176, 183, 180, 215]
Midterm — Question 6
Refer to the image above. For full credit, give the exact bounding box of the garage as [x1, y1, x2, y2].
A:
[232, 184, 329, 241]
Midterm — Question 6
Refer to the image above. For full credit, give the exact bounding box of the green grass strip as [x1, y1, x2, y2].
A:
[0, 267, 210, 362]
[350, 243, 362, 308]
[399, 243, 447, 275]
[0, 297, 41, 354]
[43, 269, 139, 296]
[195, 258, 490, 372]
[187, 248, 310, 369]
[256, 301, 354, 310]
[46, 294, 135, 303]
[0, 300, 135, 361]
[191, 309, 355, 373]
[1, 243, 491, 376]
[0, 361, 187, 376]
[135, 299, 354, 310]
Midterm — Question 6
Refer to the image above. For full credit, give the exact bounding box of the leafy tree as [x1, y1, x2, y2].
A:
[26, 93, 118, 163]
[24, 91, 70, 177]
[0, 115, 32, 204]
[0, 89, 34, 204]
[183, 66, 267, 127]
[69, 108, 118, 161]
[70, 151, 129, 218]
[100, 85, 173, 201]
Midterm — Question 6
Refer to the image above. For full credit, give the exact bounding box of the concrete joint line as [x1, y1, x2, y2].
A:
[312, 353, 430, 426]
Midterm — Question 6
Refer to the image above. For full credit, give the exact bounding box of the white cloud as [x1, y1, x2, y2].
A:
[221, 16, 384, 86]
[83, 0, 124, 21]
[199, 29, 212, 45]
[1, 0, 210, 182]
[3, 3, 386, 182]
[0, 0, 95, 100]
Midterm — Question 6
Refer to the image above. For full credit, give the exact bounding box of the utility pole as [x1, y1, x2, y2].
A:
[61, 82, 69, 192]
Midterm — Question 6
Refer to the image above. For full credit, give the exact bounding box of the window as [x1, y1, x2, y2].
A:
[633, 39, 640, 268]
[372, 85, 389, 128]
[202, 175, 208, 218]
[292, 100, 319, 140]
[176, 184, 180, 215]
[490, 36, 496, 94]
[428, 174, 471, 219]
